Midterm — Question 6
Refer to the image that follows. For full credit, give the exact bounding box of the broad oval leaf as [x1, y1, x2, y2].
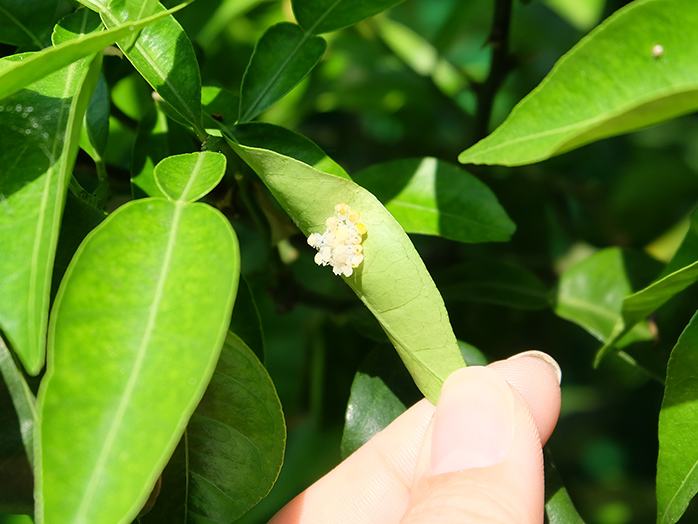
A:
[554, 248, 652, 347]
[0, 0, 58, 47]
[36, 198, 240, 523]
[436, 260, 549, 310]
[238, 22, 326, 123]
[292, 0, 406, 35]
[86, 0, 205, 136]
[459, 0, 698, 166]
[226, 138, 465, 403]
[657, 311, 698, 524]
[154, 151, 226, 203]
[353, 158, 515, 243]
[141, 332, 285, 523]
[0, 3, 186, 101]
[0, 12, 102, 375]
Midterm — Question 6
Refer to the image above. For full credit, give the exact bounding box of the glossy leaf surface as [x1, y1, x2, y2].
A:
[141, 332, 285, 523]
[554, 248, 652, 348]
[0, 4, 184, 101]
[154, 151, 226, 203]
[436, 260, 549, 310]
[227, 138, 465, 403]
[657, 311, 698, 524]
[84, 0, 205, 135]
[0, 0, 58, 47]
[79, 74, 109, 162]
[459, 0, 698, 166]
[292, 0, 406, 34]
[37, 196, 239, 523]
[0, 11, 102, 375]
[238, 23, 326, 123]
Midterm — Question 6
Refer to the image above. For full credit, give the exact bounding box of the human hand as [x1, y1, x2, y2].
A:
[270, 350, 562, 524]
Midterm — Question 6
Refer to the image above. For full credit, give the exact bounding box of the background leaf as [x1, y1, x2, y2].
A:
[292, 0, 406, 34]
[353, 157, 515, 243]
[656, 311, 698, 524]
[228, 139, 465, 403]
[436, 260, 549, 310]
[238, 23, 326, 123]
[140, 332, 285, 524]
[459, 0, 698, 166]
[153, 151, 226, 203]
[37, 198, 239, 523]
[545, 449, 587, 524]
[0, 12, 102, 374]
[229, 278, 265, 363]
[0, 0, 58, 47]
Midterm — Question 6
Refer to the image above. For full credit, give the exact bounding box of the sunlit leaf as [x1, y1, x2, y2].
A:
[140, 332, 285, 523]
[292, 0, 406, 34]
[459, 0, 698, 166]
[0, 3, 186, 101]
[657, 311, 698, 524]
[238, 23, 326, 123]
[37, 160, 239, 522]
[153, 151, 226, 203]
[0, 10, 102, 375]
[227, 137, 465, 403]
[353, 158, 515, 243]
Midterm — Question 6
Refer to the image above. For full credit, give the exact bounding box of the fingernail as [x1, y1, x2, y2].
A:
[508, 350, 562, 385]
[430, 367, 515, 475]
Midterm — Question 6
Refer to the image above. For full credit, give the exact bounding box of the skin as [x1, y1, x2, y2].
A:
[270, 351, 562, 524]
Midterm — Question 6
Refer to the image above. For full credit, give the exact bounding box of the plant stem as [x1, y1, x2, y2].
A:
[472, 0, 514, 143]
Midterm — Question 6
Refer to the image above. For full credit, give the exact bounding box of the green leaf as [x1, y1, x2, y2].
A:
[202, 85, 239, 133]
[353, 158, 515, 243]
[458, 340, 488, 366]
[230, 277, 265, 362]
[231, 122, 349, 179]
[0, 336, 36, 467]
[459, 0, 698, 166]
[226, 138, 465, 403]
[238, 23, 326, 123]
[595, 214, 698, 364]
[657, 311, 698, 524]
[437, 260, 549, 310]
[36, 197, 240, 523]
[340, 347, 419, 459]
[0, 0, 58, 47]
[554, 248, 652, 346]
[292, 0, 406, 34]
[0, 16, 102, 375]
[153, 152, 226, 203]
[0, 3, 186, 101]
[543, 0, 605, 31]
[79, 74, 109, 163]
[545, 448, 586, 524]
[131, 106, 195, 199]
[140, 332, 285, 523]
[85, 0, 205, 136]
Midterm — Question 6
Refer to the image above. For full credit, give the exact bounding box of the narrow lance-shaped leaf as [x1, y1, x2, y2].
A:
[0, 10, 103, 375]
[459, 0, 698, 166]
[595, 212, 698, 365]
[238, 22, 326, 123]
[227, 138, 465, 403]
[81, 0, 205, 136]
[657, 311, 698, 524]
[36, 152, 239, 523]
[292, 0, 407, 34]
[353, 158, 515, 243]
[140, 332, 285, 524]
[0, 3, 188, 101]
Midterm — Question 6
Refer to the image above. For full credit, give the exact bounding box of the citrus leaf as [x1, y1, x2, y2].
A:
[0, 0, 58, 47]
[140, 332, 285, 523]
[292, 0, 406, 35]
[459, 0, 698, 166]
[353, 158, 515, 243]
[153, 151, 226, 203]
[0, 10, 102, 375]
[657, 311, 698, 524]
[238, 22, 326, 123]
[226, 137, 465, 403]
[36, 197, 239, 523]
